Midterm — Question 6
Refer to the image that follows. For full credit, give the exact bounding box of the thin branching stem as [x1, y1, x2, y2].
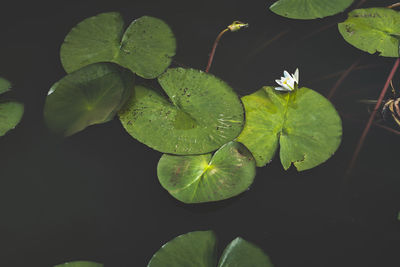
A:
[341, 112, 400, 135]
[373, 122, 400, 135]
[346, 58, 400, 177]
[245, 29, 290, 62]
[309, 64, 381, 84]
[328, 57, 362, 100]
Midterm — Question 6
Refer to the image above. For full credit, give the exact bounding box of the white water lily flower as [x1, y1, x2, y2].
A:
[275, 68, 299, 92]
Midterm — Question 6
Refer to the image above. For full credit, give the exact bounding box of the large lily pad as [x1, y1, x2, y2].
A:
[44, 62, 134, 136]
[0, 101, 24, 137]
[218, 238, 274, 267]
[119, 68, 244, 155]
[148, 231, 272, 267]
[157, 141, 256, 203]
[147, 231, 218, 267]
[338, 8, 400, 57]
[0, 77, 12, 95]
[270, 0, 353, 20]
[60, 12, 176, 79]
[237, 87, 342, 171]
[54, 261, 103, 267]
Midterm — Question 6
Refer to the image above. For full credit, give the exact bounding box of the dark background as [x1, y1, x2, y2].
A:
[0, 0, 400, 266]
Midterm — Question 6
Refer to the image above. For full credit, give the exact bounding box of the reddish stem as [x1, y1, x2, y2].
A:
[373, 122, 400, 135]
[355, 0, 367, 8]
[328, 57, 361, 100]
[206, 28, 229, 73]
[346, 58, 400, 176]
[245, 29, 290, 61]
[309, 64, 381, 84]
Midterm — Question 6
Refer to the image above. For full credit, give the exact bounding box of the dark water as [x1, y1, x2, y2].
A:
[0, 0, 399, 266]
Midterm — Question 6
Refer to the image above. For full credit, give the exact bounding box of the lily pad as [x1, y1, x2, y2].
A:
[148, 231, 272, 267]
[338, 8, 400, 57]
[0, 101, 24, 137]
[157, 141, 256, 203]
[270, 0, 353, 19]
[60, 12, 176, 79]
[119, 68, 244, 155]
[54, 261, 103, 267]
[147, 231, 218, 267]
[237, 87, 342, 171]
[44, 62, 134, 136]
[218, 237, 274, 267]
[0, 77, 12, 95]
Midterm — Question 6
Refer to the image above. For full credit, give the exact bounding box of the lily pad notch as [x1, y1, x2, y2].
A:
[157, 141, 256, 203]
[237, 86, 342, 171]
[119, 68, 245, 155]
[60, 12, 177, 79]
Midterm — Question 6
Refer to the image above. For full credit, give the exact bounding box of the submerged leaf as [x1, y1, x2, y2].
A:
[44, 62, 134, 136]
[147, 231, 218, 267]
[119, 68, 244, 155]
[338, 8, 400, 57]
[157, 141, 256, 203]
[218, 237, 274, 267]
[237, 87, 342, 171]
[0, 77, 12, 95]
[60, 12, 176, 79]
[0, 101, 24, 137]
[148, 231, 273, 267]
[54, 261, 103, 267]
[270, 0, 353, 20]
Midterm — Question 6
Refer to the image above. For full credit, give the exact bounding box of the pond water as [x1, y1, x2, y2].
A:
[0, 0, 399, 266]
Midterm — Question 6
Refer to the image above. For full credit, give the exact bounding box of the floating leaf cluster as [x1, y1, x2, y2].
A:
[43, 12, 342, 204]
[0, 77, 24, 137]
[148, 231, 274, 267]
[270, 1, 400, 58]
[54, 231, 273, 267]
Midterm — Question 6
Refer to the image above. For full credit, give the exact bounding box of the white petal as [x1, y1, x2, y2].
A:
[294, 68, 299, 83]
[275, 79, 284, 86]
[282, 84, 292, 91]
[284, 71, 290, 79]
[287, 80, 295, 90]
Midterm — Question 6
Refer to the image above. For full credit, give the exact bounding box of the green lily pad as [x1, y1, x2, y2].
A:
[148, 231, 273, 267]
[157, 141, 256, 203]
[147, 231, 218, 267]
[237, 87, 342, 171]
[60, 12, 176, 79]
[270, 0, 353, 19]
[44, 62, 134, 136]
[218, 237, 274, 267]
[0, 77, 12, 95]
[338, 8, 400, 57]
[119, 68, 244, 155]
[54, 261, 103, 267]
[0, 101, 24, 137]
